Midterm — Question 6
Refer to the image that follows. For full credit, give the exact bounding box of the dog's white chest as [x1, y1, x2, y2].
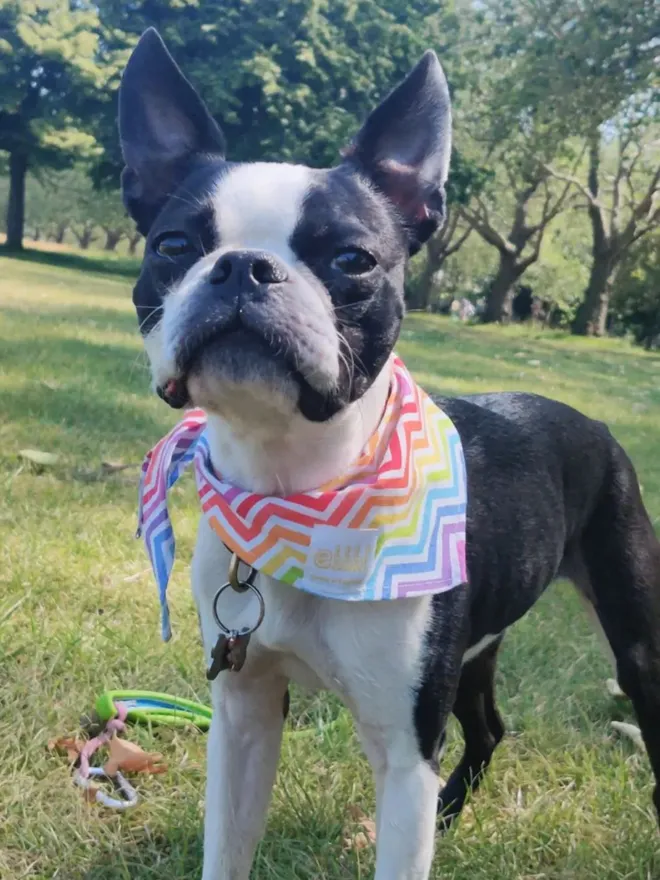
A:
[192, 519, 432, 718]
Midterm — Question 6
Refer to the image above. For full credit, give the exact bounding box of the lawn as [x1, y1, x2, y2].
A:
[1, 251, 659, 879]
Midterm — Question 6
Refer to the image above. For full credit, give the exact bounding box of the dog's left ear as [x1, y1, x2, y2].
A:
[343, 51, 451, 254]
[118, 28, 226, 235]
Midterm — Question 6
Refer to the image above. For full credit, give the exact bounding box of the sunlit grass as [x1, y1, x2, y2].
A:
[1, 255, 658, 878]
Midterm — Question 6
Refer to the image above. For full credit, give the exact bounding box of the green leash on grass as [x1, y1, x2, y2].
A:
[95, 690, 213, 730]
[94, 689, 346, 739]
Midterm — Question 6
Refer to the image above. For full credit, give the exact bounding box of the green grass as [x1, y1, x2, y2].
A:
[1, 253, 659, 878]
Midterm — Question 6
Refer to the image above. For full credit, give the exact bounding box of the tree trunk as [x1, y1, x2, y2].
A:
[5, 150, 28, 252]
[572, 256, 617, 336]
[103, 228, 123, 251]
[411, 260, 441, 310]
[572, 132, 612, 337]
[53, 222, 68, 244]
[73, 226, 95, 250]
[414, 235, 449, 310]
[483, 251, 521, 323]
[32, 227, 41, 242]
[128, 232, 142, 256]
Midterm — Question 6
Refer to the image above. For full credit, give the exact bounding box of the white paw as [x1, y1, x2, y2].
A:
[606, 678, 627, 699]
[611, 721, 645, 751]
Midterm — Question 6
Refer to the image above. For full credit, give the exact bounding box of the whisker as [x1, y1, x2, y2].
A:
[138, 308, 163, 334]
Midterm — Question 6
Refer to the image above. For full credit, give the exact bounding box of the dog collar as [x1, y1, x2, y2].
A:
[137, 356, 468, 640]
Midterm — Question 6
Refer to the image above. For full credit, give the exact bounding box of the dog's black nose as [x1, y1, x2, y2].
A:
[208, 250, 288, 288]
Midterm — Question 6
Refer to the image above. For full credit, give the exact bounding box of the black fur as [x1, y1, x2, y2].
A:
[414, 393, 660, 825]
[119, 28, 225, 236]
[131, 161, 222, 335]
[290, 169, 407, 411]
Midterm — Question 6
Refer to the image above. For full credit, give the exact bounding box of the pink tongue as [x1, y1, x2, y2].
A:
[164, 379, 186, 400]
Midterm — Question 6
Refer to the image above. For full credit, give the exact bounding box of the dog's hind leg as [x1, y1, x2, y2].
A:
[569, 556, 629, 699]
[437, 638, 505, 829]
[578, 442, 660, 823]
[202, 669, 289, 880]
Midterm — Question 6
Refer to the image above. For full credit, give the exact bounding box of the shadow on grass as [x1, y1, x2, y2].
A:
[1, 302, 139, 335]
[79, 814, 355, 880]
[406, 313, 660, 367]
[0, 244, 141, 280]
[0, 334, 168, 460]
[1, 382, 163, 448]
[80, 823, 204, 880]
[0, 329, 148, 387]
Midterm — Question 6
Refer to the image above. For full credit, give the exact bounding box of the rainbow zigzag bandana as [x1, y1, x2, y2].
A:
[138, 357, 468, 640]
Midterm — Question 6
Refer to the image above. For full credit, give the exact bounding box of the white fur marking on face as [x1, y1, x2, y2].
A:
[143, 321, 174, 390]
[211, 163, 314, 261]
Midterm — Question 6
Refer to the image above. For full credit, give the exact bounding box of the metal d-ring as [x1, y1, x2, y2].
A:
[228, 552, 258, 593]
[212, 582, 265, 636]
[212, 554, 264, 637]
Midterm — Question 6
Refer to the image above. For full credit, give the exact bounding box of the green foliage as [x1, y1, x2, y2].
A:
[611, 231, 660, 345]
[0, 0, 124, 247]
[428, 0, 660, 326]
[0, 1, 110, 160]
[483, 0, 660, 139]
[94, 0, 464, 181]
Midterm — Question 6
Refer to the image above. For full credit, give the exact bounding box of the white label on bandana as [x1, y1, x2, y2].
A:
[304, 525, 380, 595]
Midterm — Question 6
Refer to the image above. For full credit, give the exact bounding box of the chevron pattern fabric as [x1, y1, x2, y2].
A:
[138, 357, 467, 640]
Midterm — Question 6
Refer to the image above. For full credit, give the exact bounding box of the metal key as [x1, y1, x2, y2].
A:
[226, 631, 251, 672]
[206, 630, 252, 680]
[206, 632, 231, 680]
[206, 555, 265, 681]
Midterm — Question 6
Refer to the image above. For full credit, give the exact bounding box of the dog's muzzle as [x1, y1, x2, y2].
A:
[158, 249, 294, 408]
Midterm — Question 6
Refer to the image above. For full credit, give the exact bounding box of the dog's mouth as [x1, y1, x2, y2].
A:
[157, 376, 189, 409]
[158, 322, 301, 410]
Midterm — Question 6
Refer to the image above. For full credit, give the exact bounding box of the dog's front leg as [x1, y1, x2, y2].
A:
[202, 670, 288, 880]
[373, 748, 441, 880]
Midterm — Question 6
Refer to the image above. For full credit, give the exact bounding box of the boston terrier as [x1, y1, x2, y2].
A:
[119, 28, 660, 879]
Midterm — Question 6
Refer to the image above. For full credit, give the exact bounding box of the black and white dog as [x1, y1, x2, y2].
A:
[119, 29, 660, 879]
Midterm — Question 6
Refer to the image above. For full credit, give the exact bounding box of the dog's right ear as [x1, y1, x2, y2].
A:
[118, 28, 226, 235]
[341, 51, 451, 255]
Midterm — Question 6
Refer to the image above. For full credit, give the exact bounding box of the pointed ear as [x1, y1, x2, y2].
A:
[343, 51, 452, 254]
[118, 28, 226, 234]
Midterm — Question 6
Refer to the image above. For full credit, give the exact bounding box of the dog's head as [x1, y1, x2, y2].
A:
[119, 28, 451, 423]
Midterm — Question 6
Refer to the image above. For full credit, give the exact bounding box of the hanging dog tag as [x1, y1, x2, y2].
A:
[206, 633, 231, 680]
[206, 630, 252, 680]
[226, 632, 250, 672]
[206, 555, 265, 681]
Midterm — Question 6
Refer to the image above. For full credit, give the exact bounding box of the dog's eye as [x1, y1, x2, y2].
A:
[332, 248, 377, 276]
[154, 233, 195, 258]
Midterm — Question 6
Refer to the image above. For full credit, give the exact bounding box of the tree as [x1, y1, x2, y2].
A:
[85, 186, 133, 251]
[546, 122, 660, 336]
[459, 147, 578, 322]
[411, 151, 490, 310]
[0, 0, 111, 251]
[611, 229, 660, 347]
[441, 0, 588, 321]
[18, 166, 134, 251]
[487, 0, 660, 334]
[46, 166, 133, 251]
[127, 229, 142, 256]
[410, 212, 471, 310]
